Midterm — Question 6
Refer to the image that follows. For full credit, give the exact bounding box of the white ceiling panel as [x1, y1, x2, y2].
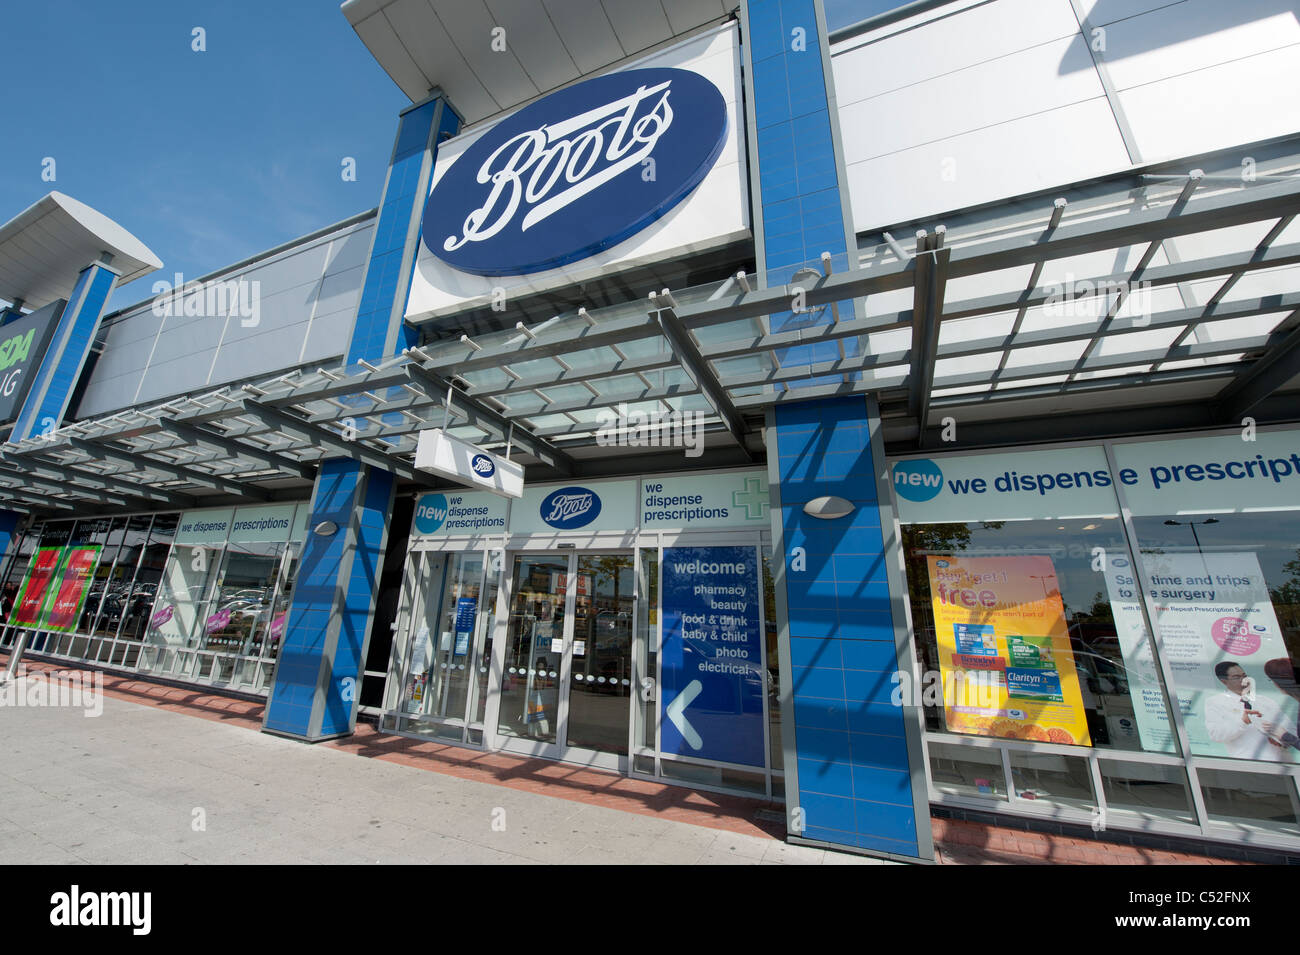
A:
[542, 0, 626, 74]
[0, 193, 162, 308]
[434, 0, 540, 109]
[344, 0, 729, 122]
[485, 0, 580, 91]
[351, 9, 433, 99]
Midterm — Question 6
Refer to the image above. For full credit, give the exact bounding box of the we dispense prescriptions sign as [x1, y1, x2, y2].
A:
[927, 555, 1092, 746]
[890, 428, 1300, 523]
[660, 546, 764, 767]
[409, 469, 770, 537]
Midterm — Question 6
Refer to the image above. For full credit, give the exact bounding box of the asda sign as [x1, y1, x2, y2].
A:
[0, 299, 64, 426]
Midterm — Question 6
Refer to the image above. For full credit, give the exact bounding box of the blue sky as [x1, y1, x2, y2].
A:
[0, 0, 903, 310]
[0, 1, 408, 308]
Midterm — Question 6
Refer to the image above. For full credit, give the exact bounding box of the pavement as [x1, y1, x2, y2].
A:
[0, 667, 877, 865]
[0, 659, 1261, 865]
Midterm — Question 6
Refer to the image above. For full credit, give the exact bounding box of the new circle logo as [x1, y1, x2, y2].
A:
[422, 67, 728, 276]
[415, 493, 448, 534]
[540, 486, 601, 529]
[892, 459, 944, 502]
[471, 454, 496, 478]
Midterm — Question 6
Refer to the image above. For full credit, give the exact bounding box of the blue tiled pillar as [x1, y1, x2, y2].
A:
[9, 262, 117, 442]
[263, 460, 394, 739]
[265, 94, 458, 741]
[346, 95, 460, 364]
[767, 396, 933, 862]
[741, 0, 859, 381]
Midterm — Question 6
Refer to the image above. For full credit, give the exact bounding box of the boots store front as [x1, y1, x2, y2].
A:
[891, 427, 1300, 853]
[2, 0, 1300, 862]
[386, 470, 782, 797]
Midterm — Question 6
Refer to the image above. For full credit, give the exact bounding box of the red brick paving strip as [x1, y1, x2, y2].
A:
[5, 657, 1251, 865]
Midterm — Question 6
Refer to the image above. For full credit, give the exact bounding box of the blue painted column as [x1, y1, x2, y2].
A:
[9, 262, 117, 442]
[767, 396, 933, 862]
[2, 261, 117, 586]
[741, 0, 860, 384]
[264, 94, 460, 741]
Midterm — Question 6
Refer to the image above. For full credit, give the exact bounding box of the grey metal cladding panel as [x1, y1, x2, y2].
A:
[219, 287, 312, 345]
[85, 343, 150, 381]
[146, 314, 227, 365]
[322, 225, 374, 276]
[240, 243, 333, 301]
[300, 307, 354, 364]
[98, 307, 165, 349]
[315, 265, 366, 316]
[133, 351, 220, 406]
[208, 323, 316, 383]
[74, 373, 142, 419]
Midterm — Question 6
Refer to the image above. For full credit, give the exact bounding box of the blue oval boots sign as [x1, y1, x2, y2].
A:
[540, 486, 602, 529]
[422, 67, 728, 276]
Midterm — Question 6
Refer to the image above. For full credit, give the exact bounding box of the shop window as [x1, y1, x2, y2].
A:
[1128, 512, 1300, 768]
[902, 516, 1177, 756]
[203, 542, 285, 656]
[928, 741, 1006, 801]
[1098, 759, 1195, 824]
[1198, 768, 1300, 832]
[117, 515, 176, 665]
[141, 542, 223, 674]
[1007, 750, 1095, 809]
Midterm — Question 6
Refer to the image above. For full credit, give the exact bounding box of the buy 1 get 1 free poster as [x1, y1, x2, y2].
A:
[927, 554, 1092, 746]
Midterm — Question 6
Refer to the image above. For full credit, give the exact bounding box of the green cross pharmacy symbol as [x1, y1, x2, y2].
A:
[731, 478, 770, 520]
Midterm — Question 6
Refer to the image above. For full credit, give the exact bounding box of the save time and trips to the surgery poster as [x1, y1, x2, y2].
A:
[927, 555, 1092, 746]
[1136, 551, 1298, 763]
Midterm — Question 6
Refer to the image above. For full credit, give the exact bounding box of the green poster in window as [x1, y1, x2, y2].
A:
[40, 546, 102, 633]
[8, 547, 62, 627]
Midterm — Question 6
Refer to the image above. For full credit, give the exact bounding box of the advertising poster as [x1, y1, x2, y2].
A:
[1136, 551, 1298, 763]
[927, 555, 1092, 746]
[42, 547, 102, 633]
[453, 597, 476, 657]
[1100, 554, 1177, 753]
[660, 546, 764, 767]
[8, 548, 63, 627]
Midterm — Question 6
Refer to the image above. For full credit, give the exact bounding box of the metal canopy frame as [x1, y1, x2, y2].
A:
[3, 169, 1298, 516]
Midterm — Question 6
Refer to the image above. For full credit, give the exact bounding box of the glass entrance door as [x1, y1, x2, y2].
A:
[566, 554, 635, 754]
[393, 551, 489, 741]
[493, 552, 635, 767]
[496, 554, 568, 747]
